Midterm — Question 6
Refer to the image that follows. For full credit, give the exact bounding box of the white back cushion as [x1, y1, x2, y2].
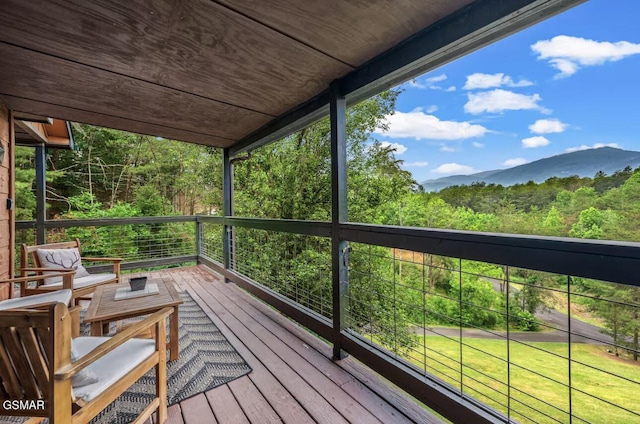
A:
[36, 248, 91, 284]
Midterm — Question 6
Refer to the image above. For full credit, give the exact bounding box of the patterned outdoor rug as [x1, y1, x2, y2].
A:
[0, 292, 252, 424]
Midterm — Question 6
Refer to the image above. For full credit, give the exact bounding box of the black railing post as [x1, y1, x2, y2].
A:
[330, 80, 349, 360]
[222, 148, 233, 281]
[195, 217, 201, 264]
[34, 145, 46, 244]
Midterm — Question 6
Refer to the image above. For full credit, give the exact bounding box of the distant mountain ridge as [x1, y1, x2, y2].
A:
[421, 147, 640, 192]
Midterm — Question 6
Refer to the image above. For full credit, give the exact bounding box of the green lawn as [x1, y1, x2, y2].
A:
[406, 336, 640, 423]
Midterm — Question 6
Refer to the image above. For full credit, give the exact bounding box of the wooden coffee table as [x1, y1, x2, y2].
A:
[84, 279, 184, 360]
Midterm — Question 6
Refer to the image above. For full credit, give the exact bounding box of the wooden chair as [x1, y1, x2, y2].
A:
[0, 272, 80, 337]
[0, 303, 170, 423]
[20, 238, 122, 305]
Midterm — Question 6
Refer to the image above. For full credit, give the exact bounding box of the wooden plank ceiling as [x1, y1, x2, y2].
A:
[0, 0, 472, 148]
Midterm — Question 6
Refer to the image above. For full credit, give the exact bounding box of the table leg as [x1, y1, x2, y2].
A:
[91, 321, 103, 336]
[169, 307, 179, 361]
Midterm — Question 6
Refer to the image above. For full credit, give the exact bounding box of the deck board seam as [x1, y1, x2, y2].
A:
[176, 270, 317, 424]
[193, 267, 418, 424]
[193, 265, 438, 424]
[184, 270, 349, 423]
[192, 268, 385, 424]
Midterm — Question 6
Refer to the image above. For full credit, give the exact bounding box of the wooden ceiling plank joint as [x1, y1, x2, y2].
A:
[15, 120, 48, 144]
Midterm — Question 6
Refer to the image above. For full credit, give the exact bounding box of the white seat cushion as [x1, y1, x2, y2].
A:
[45, 273, 117, 289]
[0, 289, 73, 310]
[71, 336, 156, 402]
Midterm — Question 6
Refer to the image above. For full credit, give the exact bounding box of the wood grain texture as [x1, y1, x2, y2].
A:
[227, 377, 282, 424]
[0, 43, 272, 142]
[0, 103, 8, 143]
[1, 95, 232, 147]
[0, 224, 9, 248]
[105, 266, 444, 424]
[209, 269, 417, 424]
[177, 276, 314, 424]
[0, 102, 11, 291]
[0, 0, 351, 116]
[0, 151, 8, 193]
[204, 384, 249, 424]
[181, 393, 218, 424]
[214, 0, 474, 67]
[85, 279, 182, 323]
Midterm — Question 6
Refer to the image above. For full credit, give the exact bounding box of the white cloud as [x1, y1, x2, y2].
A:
[432, 163, 476, 175]
[426, 105, 438, 113]
[464, 89, 548, 114]
[379, 141, 407, 155]
[472, 142, 485, 148]
[445, 86, 457, 92]
[503, 158, 529, 167]
[375, 111, 489, 140]
[427, 74, 447, 83]
[522, 136, 550, 148]
[532, 35, 640, 78]
[408, 74, 449, 90]
[404, 161, 429, 167]
[529, 119, 568, 134]
[565, 143, 620, 153]
[464, 73, 533, 90]
[440, 145, 457, 152]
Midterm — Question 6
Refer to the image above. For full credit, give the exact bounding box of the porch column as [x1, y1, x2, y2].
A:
[35, 144, 46, 245]
[222, 148, 233, 281]
[330, 81, 349, 359]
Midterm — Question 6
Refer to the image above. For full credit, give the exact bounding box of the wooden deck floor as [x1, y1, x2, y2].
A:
[145, 265, 443, 424]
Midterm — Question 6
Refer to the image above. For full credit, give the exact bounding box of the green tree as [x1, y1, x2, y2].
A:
[541, 206, 565, 235]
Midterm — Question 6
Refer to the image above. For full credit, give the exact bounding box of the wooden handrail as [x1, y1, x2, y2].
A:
[54, 307, 173, 380]
[0, 270, 76, 284]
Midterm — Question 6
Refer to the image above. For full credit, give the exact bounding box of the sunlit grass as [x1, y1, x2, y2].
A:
[406, 336, 640, 423]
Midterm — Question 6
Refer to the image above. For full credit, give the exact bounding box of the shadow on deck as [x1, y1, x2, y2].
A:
[144, 265, 443, 424]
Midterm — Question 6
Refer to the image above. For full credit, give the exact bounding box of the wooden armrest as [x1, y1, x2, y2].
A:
[55, 307, 174, 380]
[20, 267, 75, 272]
[0, 271, 76, 285]
[81, 257, 123, 262]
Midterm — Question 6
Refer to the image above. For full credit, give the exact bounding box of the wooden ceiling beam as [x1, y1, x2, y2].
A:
[15, 120, 48, 144]
[1, 95, 234, 147]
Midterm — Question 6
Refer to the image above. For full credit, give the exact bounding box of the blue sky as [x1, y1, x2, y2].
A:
[372, 0, 640, 183]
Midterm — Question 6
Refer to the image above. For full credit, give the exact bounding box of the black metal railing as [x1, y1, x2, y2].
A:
[14, 215, 640, 423]
[15, 216, 197, 272]
[198, 216, 640, 424]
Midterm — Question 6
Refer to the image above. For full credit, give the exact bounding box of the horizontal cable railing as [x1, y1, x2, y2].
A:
[198, 216, 640, 424]
[15, 216, 197, 272]
[14, 215, 640, 422]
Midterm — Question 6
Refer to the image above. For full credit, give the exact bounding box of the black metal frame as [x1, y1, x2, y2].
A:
[330, 81, 349, 359]
[34, 145, 46, 244]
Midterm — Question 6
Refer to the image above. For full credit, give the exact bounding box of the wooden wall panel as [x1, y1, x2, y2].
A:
[0, 158, 9, 195]
[0, 0, 351, 116]
[0, 44, 273, 143]
[0, 101, 13, 299]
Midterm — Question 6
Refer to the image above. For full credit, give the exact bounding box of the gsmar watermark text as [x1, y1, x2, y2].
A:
[2, 399, 45, 411]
